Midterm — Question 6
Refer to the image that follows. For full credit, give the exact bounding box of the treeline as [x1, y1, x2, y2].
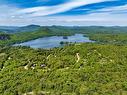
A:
[88, 33, 127, 45]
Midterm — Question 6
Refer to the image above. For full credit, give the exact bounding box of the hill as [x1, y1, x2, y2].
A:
[0, 25, 41, 33]
[0, 43, 127, 95]
[18, 25, 41, 32]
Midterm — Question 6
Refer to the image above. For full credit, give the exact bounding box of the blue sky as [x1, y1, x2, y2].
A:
[0, 0, 127, 26]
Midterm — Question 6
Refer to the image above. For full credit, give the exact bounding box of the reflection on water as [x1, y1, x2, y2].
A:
[14, 34, 94, 49]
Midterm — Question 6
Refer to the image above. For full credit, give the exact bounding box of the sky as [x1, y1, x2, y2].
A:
[0, 0, 127, 26]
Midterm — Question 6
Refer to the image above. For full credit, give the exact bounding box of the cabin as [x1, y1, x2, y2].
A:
[40, 64, 46, 68]
[0, 34, 10, 40]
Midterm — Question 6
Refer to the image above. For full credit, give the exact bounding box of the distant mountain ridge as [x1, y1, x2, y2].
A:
[19, 25, 41, 32]
[0, 26, 19, 30]
[0, 25, 127, 34]
[0, 26, 19, 33]
[0, 25, 41, 33]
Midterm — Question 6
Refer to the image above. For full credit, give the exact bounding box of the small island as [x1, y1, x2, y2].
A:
[63, 36, 68, 39]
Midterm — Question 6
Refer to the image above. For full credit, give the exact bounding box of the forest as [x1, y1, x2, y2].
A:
[0, 26, 127, 95]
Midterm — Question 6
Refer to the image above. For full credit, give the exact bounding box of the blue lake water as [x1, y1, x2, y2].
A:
[14, 34, 94, 49]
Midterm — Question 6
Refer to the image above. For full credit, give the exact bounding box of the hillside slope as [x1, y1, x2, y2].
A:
[0, 43, 127, 95]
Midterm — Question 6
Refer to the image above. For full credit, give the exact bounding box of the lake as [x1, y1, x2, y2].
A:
[14, 34, 94, 49]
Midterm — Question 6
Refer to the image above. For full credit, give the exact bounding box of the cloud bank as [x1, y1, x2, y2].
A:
[0, 0, 127, 26]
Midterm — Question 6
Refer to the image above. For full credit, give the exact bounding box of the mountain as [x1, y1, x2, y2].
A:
[0, 25, 127, 34]
[0, 26, 19, 30]
[18, 24, 41, 32]
[0, 25, 41, 33]
[0, 26, 19, 33]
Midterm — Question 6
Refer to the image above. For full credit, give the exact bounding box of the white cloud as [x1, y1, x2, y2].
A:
[0, 5, 19, 18]
[93, 4, 127, 13]
[0, 0, 127, 26]
[17, 0, 112, 17]
[1, 13, 127, 26]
